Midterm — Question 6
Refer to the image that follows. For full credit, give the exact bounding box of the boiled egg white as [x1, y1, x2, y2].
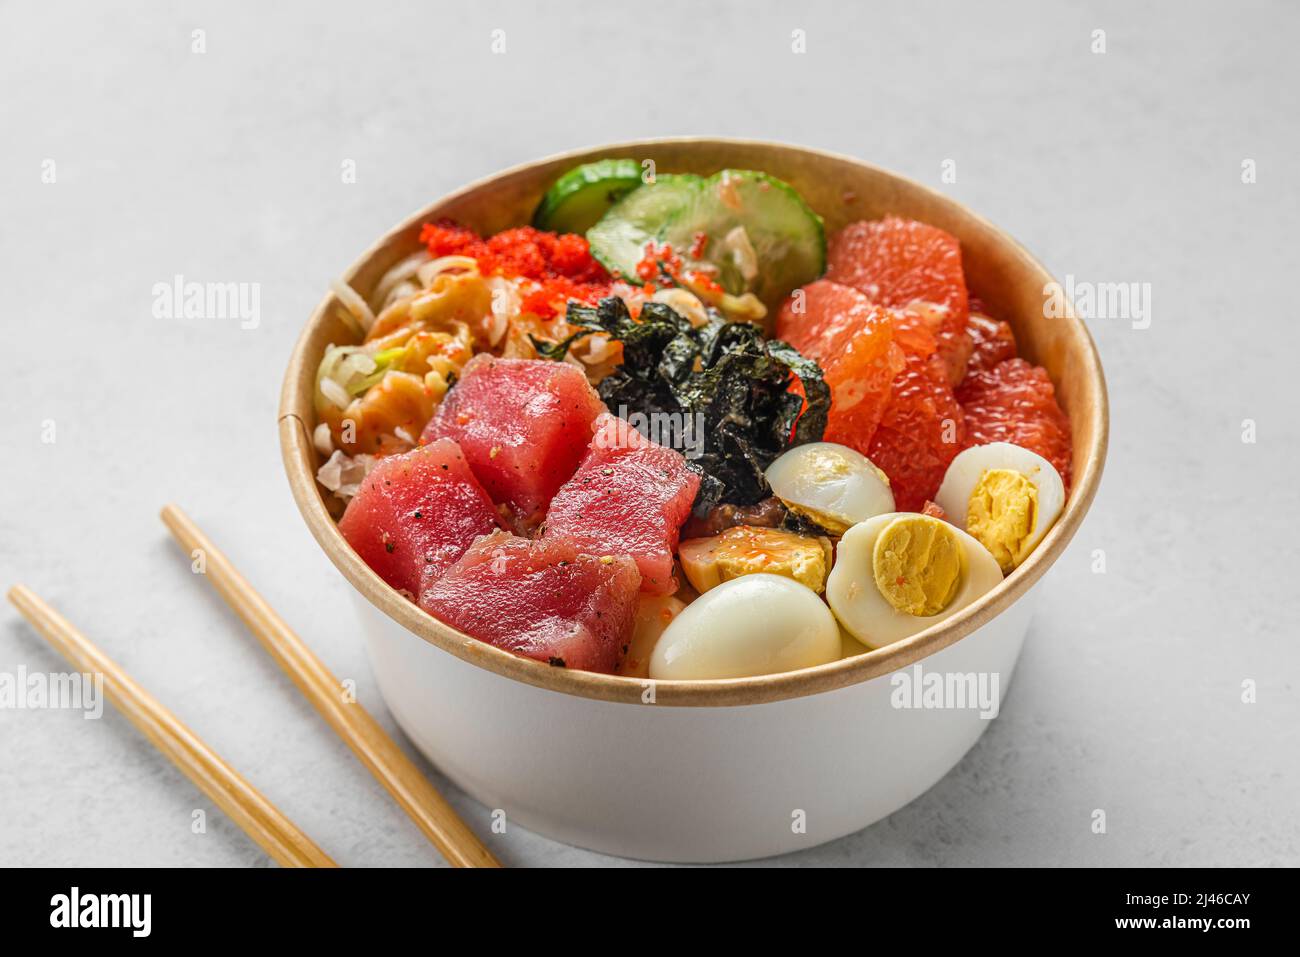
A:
[648, 574, 841, 680]
[826, 513, 1003, 649]
[933, 442, 1065, 573]
[764, 442, 895, 534]
[839, 625, 869, 660]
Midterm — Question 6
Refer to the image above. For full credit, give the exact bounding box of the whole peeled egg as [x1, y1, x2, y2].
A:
[648, 574, 841, 680]
[933, 442, 1066, 573]
[764, 442, 895, 534]
[826, 512, 1003, 649]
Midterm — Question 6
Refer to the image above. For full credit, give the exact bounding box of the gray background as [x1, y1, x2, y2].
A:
[2, 0, 1296, 867]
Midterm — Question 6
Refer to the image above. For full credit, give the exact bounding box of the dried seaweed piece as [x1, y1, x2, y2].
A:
[536, 297, 829, 515]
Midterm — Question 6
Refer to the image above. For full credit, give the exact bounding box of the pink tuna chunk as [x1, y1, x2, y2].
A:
[541, 413, 700, 595]
[419, 355, 607, 527]
[339, 438, 500, 595]
[419, 530, 641, 673]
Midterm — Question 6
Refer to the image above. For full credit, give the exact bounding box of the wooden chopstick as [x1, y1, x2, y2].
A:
[6, 584, 337, 868]
[160, 504, 501, 868]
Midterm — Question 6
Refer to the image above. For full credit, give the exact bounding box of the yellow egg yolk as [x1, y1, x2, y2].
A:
[965, 468, 1038, 573]
[872, 515, 964, 617]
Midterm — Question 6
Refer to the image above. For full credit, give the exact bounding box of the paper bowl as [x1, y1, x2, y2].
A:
[279, 138, 1107, 862]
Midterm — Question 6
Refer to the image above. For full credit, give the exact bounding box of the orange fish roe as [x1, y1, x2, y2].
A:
[636, 241, 676, 282]
[921, 500, 948, 521]
[636, 241, 724, 295]
[418, 221, 613, 319]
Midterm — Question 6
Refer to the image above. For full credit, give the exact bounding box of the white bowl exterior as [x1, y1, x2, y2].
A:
[354, 587, 1037, 863]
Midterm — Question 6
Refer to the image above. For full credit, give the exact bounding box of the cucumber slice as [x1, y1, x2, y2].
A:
[662, 170, 825, 308]
[532, 159, 647, 234]
[585, 173, 704, 281]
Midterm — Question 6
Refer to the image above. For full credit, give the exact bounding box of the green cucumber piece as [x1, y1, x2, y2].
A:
[532, 159, 647, 234]
[585, 173, 704, 281]
[661, 170, 825, 309]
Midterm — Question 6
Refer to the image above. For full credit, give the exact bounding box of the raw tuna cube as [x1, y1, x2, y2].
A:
[419, 355, 607, 525]
[541, 413, 701, 595]
[419, 531, 641, 673]
[338, 438, 500, 596]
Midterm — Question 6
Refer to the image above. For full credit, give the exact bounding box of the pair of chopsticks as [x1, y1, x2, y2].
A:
[7, 504, 500, 868]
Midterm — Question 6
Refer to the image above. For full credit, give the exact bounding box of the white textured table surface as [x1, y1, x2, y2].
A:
[3, 1, 1297, 867]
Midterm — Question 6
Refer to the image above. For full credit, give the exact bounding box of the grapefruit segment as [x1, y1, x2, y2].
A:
[956, 358, 1073, 489]
[776, 280, 903, 447]
[965, 311, 1018, 376]
[827, 215, 969, 317]
[776, 278, 877, 359]
[866, 351, 967, 512]
[826, 216, 971, 384]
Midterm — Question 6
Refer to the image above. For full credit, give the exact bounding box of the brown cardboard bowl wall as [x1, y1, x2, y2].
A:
[279, 138, 1107, 708]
